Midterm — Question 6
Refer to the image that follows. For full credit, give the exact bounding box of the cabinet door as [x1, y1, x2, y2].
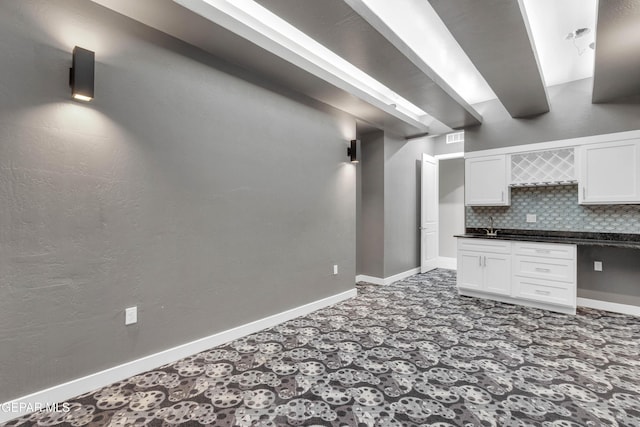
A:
[483, 254, 511, 295]
[457, 251, 483, 291]
[465, 155, 510, 206]
[580, 140, 640, 204]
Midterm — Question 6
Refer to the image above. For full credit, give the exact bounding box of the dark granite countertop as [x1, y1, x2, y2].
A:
[456, 228, 640, 249]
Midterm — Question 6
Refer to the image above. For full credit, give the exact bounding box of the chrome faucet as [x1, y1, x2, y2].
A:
[484, 216, 498, 237]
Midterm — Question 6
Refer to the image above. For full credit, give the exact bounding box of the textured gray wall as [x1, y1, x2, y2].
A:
[466, 78, 640, 152]
[357, 131, 385, 278]
[0, 0, 356, 401]
[577, 246, 640, 306]
[439, 158, 465, 258]
[357, 132, 433, 278]
[433, 135, 464, 156]
[384, 135, 431, 277]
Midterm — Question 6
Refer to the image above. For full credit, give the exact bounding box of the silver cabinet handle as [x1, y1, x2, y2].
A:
[536, 249, 551, 254]
[479, 256, 482, 267]
[583, 187, 586, 199]
[483, 256, 487, 267]
[535, 267, 551, 273]
[501, 191, 504, 201]
[535, 289, 551, 295]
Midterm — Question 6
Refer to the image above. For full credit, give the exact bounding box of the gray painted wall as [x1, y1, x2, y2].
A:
[577, 246, 640, 306]
[0, 0, 356, 401]
[433, 134, 464, 156]
[356, 132, 433, 278]
[439, 158, 465, 258]
[466, 78, 640, 152]
[357, 131, 385, 278]
[384, 135, 429, 277]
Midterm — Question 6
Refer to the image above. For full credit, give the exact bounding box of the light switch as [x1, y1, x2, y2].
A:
[594, 261, 603, 272]
[526, 214, 537, 223]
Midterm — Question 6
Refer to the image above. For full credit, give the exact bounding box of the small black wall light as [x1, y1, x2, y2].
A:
[70, 46, 95, 102]
[348, 139, 359, 163]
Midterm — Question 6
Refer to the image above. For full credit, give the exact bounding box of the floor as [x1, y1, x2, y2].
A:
[4, 269, 640, 426]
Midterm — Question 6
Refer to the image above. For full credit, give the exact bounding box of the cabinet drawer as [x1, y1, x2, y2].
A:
[513, 256, 575, 283]
[458, 238, 511, 254]
[513, 241, 576, 259]
[513, 277, 575, 307]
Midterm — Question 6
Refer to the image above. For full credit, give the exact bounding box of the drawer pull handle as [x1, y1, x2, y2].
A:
[536, 249, 551, 254]
[535, 289, 551, 295]
[535, 268, 551, 273]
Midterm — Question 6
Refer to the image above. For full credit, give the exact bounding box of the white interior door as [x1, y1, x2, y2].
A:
[421, 154, 439, 273]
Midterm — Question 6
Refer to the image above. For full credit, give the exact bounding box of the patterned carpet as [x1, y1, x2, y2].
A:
[4, 269, 640, 426]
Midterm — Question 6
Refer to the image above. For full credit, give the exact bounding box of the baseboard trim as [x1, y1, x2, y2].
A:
[356, 267, 420, 286]
[577, 297, 640, 317]
[437, 257, 457, 270]
[0, 288, 357, 423]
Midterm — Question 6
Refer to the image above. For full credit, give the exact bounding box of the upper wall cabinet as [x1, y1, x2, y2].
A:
[465, 155, 510, 206]
[579, 139, 640, 205]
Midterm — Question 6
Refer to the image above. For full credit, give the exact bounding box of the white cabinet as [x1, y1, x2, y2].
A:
[512, 242, 576, 308]
[465, 155, 510, 206]
[457, 238, 577, 314]
[579, 139, 640, 204]
[457, 239, 511, 296]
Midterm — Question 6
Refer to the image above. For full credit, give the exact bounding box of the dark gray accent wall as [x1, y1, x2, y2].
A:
[357, 131, 385, 278]
[439, 158, 465, 258]
[577, 246, 640, 307]
[466, 78, 640, 152]
[357, 131, 433, 278]
[384, 135, 430, 276]
[0, 0, 356, 402]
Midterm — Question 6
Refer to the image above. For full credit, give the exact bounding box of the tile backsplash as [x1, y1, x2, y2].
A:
[466, 185, 640, 234]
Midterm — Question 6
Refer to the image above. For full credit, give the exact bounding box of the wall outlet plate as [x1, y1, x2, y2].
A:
[333, 265, 338, 275]
[594, 261, 603, 272]
[526, 214, 537, 223]
[125, 306, 138, 325]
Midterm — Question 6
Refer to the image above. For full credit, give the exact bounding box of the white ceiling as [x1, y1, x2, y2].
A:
[522, 0, 597, 87]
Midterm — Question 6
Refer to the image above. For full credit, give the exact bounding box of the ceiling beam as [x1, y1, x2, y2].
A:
[255, 0, 482, 130]
[91, 0, 428, 136]
[592, 0, 640, 103]
[429, 0, 549, 118]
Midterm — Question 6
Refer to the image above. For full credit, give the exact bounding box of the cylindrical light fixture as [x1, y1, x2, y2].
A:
[348, 139, 359, 163]
[69, 46, 95, 102]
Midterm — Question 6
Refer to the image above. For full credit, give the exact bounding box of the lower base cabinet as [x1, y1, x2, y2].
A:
[457, 238, 577, 314]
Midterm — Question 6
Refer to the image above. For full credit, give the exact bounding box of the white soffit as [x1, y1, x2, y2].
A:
[522, 0, 597, 87]
[174, 0, 434, 128]
[358, 0, 496, 105]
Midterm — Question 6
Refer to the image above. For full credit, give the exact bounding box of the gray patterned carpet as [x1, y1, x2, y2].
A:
[5, 269, 640, 426]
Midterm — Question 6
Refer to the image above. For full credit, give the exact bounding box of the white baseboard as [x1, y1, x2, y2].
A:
[356, 267, 421, 286]
[437, 257, 457, 270]
[356, 259, 457, 286]
[0, 288, 357, 424]
[577, 297, 640, 317]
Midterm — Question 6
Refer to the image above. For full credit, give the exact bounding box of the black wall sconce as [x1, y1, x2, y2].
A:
[348, 139, 359, 163]
[70, 46, 94, 102]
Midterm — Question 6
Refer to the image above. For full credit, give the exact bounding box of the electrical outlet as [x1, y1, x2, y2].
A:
[526, 214, 537, 223]
[594, 261, 603, 272]
[333, 264, 338, 275]
[125, 306, 138, 325]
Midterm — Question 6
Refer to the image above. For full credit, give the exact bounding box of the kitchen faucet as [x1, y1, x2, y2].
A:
[485, 216, 498, 237]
